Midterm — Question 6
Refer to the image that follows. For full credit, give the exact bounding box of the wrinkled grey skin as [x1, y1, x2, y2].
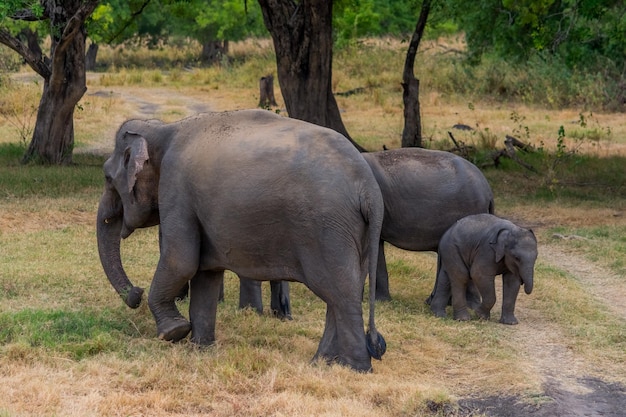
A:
[96, 109, 386, 371]
[428, 214, 538, 325]
[241, 147, 495, 309]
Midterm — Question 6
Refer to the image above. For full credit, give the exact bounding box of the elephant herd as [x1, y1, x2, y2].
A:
[96, 109, 538, 372]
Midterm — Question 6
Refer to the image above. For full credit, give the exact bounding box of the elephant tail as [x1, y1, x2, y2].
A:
[363, 186, 387, 361]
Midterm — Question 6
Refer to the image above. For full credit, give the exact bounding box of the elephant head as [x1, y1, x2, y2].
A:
[96, 127, 163, 308]
[492, 227, 538, 294]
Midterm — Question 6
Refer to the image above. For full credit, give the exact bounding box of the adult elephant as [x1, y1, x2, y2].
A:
[96, 109, 386, 371]
[242, 147, 495, 307]
[363, 148, 495, 301]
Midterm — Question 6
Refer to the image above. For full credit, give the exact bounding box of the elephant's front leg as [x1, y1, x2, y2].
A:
[500, 272, 522, 325]
[190, 270, 224, 345]
[473, 274, 497, 321]
[148, 229, 200, 342]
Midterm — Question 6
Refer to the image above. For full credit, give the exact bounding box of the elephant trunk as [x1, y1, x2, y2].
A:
[96, 190, 144, 308]
[522, 271, 534, 295]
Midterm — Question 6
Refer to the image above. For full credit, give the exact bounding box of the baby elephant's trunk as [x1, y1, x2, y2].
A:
[522, 272, 534, 294]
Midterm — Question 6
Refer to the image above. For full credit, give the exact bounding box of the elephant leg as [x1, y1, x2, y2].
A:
[189, 270, 224, 345]
[375, 241, 392, 301]
[473, 274, 496, 321]
[239, 277, 263, 314]
[270, 281, 292, 320]
[175, 281, 190, 301]
[218, 279, 225, 302]
[313, 302, 371, 372]
[466, 280, 482, 311]
[500, 272, 522, 325]
[429, 263, 452, 318]
[450, 277, 472, 321]
[148, 225, 200, 342]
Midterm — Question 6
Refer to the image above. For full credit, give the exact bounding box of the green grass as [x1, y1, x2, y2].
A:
[0, 144, 104, 198]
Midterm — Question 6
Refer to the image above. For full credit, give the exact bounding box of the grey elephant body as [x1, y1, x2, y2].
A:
[97, 109, 386, 371]
[362, 148, 494, 300]
[241, 147, 495, 309]
[429, 213, 538, 324]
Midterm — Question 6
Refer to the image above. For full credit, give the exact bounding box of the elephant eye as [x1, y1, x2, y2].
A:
[105, 174, 113, 183]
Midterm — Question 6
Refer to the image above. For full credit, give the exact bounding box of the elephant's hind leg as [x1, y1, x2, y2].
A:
[313, 302, 372, 372]
[190, 270, 224, 345]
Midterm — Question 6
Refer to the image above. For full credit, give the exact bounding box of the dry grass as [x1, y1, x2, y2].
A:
[0, 37, 625, 416]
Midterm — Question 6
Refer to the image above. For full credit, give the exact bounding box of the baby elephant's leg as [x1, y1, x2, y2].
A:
[500, 272, 522, 325]
[473, 274, 496, 320]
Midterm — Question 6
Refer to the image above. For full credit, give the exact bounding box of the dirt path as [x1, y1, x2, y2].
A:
[460, 240, 626, 416]
[79, 86, 214, 155]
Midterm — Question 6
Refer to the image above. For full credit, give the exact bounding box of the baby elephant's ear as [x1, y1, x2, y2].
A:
[491, 228, 510, 263]
[123, 132, 149, 197]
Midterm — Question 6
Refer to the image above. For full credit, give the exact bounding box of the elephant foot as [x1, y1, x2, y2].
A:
[190, 333, 217, 346]
[375, 293, 392, 302]
[499, 315, 519, 325]
[453, 310, 471, 321]
[475, 307, 491, 321]
[312, 352, 373, 373]
[431, 307, 447, 318]
[271, 309, 293, 320]
[157, 317, 192, 342]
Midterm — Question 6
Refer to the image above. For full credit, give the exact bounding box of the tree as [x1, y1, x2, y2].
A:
[447, 0, 626, 71]
[258, 0, 365, 151]
[0, 1, 100, 165]
[401, 0, 432, 148]
[86, 0, 152, 70]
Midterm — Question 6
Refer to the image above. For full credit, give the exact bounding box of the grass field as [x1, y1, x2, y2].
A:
[0, 38, 625, 416]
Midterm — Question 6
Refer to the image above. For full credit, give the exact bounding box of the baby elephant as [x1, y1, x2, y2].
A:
[429, 214, 538, 324]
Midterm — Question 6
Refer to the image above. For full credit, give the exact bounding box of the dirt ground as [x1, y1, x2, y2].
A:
[457, 245, 626, 417]
[83, 87, 626, 417]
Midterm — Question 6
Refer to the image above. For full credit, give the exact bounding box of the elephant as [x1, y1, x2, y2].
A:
[428, 213, 538, 325]
[362, 148, 495, 301]
[239, 147, 494, 310]
[96, 109, 386, 371]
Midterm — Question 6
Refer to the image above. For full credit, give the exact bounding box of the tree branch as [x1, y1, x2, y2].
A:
[105, 0, 152, 44]
[0, 28, 50, 78]
[10, 8, 49, 21]
[54, 0, 100, 57]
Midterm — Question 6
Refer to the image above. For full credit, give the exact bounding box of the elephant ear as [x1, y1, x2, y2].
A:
[490, 228, 510, 263]
[123, 132, 149, 200]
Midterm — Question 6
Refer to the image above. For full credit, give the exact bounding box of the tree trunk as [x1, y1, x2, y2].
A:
[22, 13, 89, 165]
[401, 0, 432, 148]
[0, 1, 98, 165]
[258, 74, 278, 107]
[200, 40, 229, 65]
[85, 42, 98, 71]
[258, 0, 365, 151]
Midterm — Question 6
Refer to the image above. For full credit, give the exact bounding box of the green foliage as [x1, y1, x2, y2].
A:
[447, 0, 626, 73]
